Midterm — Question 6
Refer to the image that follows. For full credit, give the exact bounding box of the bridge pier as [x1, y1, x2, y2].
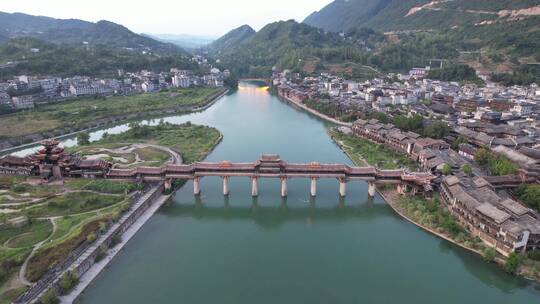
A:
[193, 177, 201, 196]
[223, 176, 230, 196]
[164, 179, 172, 191]
[281, 177, 288, 197]
[310, 177, 317, 197]
[368, 182, 376, 198]
[251, 177, 258, 197]
[339, 179, 347, 197]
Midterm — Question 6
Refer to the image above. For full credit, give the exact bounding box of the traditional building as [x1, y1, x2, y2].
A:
[441, 174, 540, 256]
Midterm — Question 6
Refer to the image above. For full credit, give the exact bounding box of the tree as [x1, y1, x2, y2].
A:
[41, 288, 59, 304]
[482, 247, 496, 263]
[442, 164, 452, 176]
[474, 148, 491, 167]
[451, 135, 468, 150]
[461, 164, 473, 176]
[77, 132, 90, 145]
[514, 184, 540, 212]
[504, 252, 523, 275]
[423, 121, 450, 139]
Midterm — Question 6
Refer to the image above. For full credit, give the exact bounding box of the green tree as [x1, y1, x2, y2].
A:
[451, 135, 468, 150]
[461, 164, 473, 176]
[514, 184, 540, 212]
[41, 288, 59, 304]
[423, 121, 450, 139]
[504, 252, 523, 275]
[482, 247, 496, 263]
[442, 164, 452, 176]
[77, 132, 90, 145]
[474, 148, 491, 167]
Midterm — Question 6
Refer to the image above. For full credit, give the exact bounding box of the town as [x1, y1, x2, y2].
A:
[274, 69, 540, 257]
[0, 58, 231, 112]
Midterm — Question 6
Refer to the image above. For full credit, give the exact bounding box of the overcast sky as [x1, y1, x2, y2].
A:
[0, 0, 333, 37]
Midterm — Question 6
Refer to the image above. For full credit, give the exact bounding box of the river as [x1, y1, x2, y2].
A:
[17, 82, 540, 303]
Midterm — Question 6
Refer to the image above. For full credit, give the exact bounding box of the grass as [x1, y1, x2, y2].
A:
[0, 117, 224, 294]
[81, 122, 222, 164]
[395, 195, 485, 251]
[329, 129, 416, 169]
[0, 87, 223, 140]
[133, 147, 170, 166]
[4, 220, 53, 248]
[25, 192, 125, 217]
[64, 179, 141, 195]
[0, 286, 27, 304]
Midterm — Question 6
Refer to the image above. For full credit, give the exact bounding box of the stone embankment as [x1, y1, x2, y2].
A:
[13, 184, 170, 304]
[276, 91, 351, 127]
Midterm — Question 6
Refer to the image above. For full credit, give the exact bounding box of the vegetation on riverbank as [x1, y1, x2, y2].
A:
[387, 191, 540, 282]
[0, 121, 223, 302]
[0, 87, 223, 141]
[329, 128, 416, 170]
[0, 175, 137, 301]
[71, 121, 221, 164]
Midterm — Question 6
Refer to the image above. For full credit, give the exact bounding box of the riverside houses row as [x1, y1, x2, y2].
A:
[441, 174, 540, 256]
[351, 118, 450, 162]
[351, 118, 540, 256]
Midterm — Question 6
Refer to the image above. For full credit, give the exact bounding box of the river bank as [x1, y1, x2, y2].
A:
[276, 90, 351, 127]
[329, 128, 540, 283]
[0, 88, 228, 155]
[59, 187, 172, 304]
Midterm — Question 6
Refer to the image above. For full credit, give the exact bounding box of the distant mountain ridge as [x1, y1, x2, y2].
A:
[304, 0, 540, 32]
[208, 25, 256, 54]
[208, 20, 350, 76]
[0, 11, 182, 54]
[146, 33, 216, 49]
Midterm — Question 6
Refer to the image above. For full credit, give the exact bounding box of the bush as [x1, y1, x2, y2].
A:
[86, 232, 97, 243]
[12, 184, 28, 193]
[110, 235, 122, 247]
[59, 271, 79, 295]
[504, 253, 523, 275]
[40, 288, 59, 304]
[94, 250, 106, 263]
[527, 250, 540, 261]
[461, 164, 473, 176]
[77, 132, 90, 145]
[99, 221, 108, 233]
[482, 248, 497, 263]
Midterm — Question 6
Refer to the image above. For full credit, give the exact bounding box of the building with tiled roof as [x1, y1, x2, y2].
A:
[440, 174, 540, 256]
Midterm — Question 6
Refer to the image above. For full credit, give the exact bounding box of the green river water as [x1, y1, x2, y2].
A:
[65, 82, 540, 303]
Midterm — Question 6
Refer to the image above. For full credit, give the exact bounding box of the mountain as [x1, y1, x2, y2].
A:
[146, 33, 216, 49]
[209, 21, 348, 76]
[304, 0, 540, 32]
[0, 37, 198, 80]
[208, 25, 255, 54]
[303, 0, 540, 79]
[0, 12, 182, 54]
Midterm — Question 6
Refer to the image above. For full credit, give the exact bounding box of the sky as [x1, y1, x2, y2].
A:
[0, 0, 333, 37]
